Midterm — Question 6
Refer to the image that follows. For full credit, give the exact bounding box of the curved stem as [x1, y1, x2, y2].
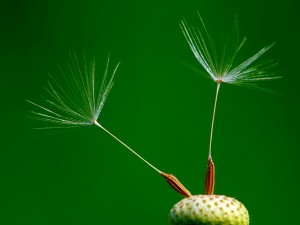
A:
[205, 81, 221, 195]
[208, 81, 221, 159]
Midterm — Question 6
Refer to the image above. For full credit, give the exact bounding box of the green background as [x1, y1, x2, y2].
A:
[0, 0, 299, 224]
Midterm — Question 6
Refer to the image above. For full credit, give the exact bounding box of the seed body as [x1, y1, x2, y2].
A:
[169, 195, 249, 225]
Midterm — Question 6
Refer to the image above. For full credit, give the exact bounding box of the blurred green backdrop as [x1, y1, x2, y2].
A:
[0, 0, 299, 224]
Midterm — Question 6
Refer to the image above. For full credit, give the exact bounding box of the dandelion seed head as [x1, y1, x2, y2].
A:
[180, 14, 281, 90]
[27, 52, 120, 130]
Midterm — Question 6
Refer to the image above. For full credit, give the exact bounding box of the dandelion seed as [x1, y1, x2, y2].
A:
[180, 14, 280, 195]
[27, 52, 192, 198]
[180, 13, 280, 90]
[27, 52, 119, 128]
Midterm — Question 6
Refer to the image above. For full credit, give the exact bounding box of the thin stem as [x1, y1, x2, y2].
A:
[208, 81, 221, 159]
[205, 81, 221, 195]
[94, 121, 193, 197]
[93, 120, 162, 174]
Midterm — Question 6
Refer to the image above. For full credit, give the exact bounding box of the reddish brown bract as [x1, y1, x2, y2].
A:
[205, 157, 215, 195]
[161, 172, 192, 198]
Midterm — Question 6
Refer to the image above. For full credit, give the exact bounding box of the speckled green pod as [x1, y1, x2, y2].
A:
[169, 195, 249, 225]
